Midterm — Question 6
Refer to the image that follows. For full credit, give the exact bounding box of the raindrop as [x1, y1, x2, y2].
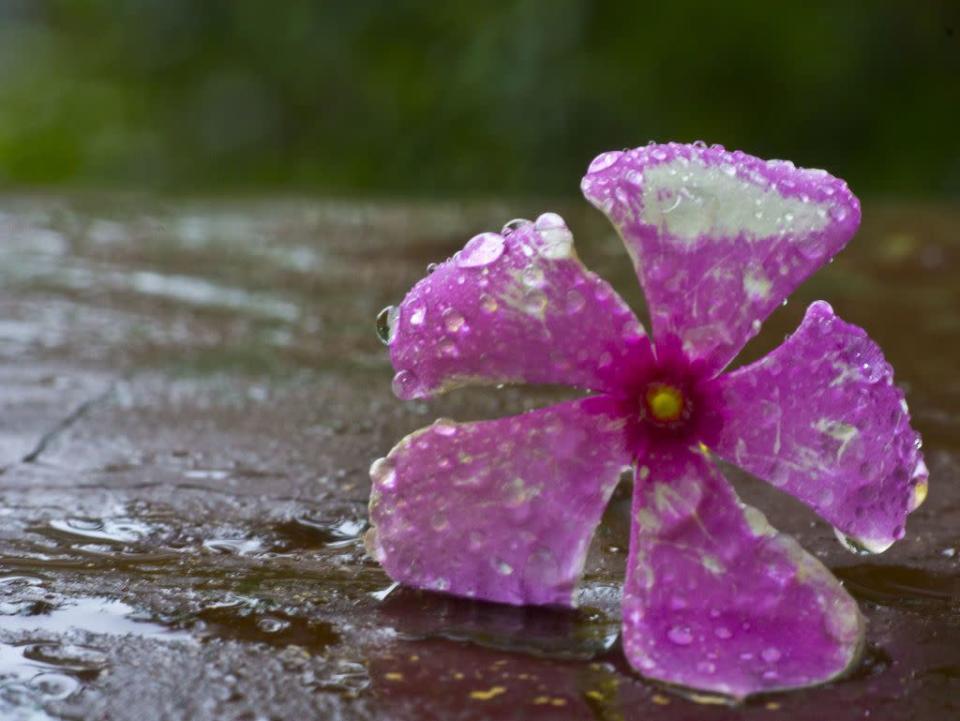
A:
[594, 280, 612, 301]
[430, 512, 449, 531]
[442, 307, 466, 333]
[523, 290, 548, 314]
[370, 458, 397, 489]
[409, 304, 426, 326]
[438, 339, 460, 358]
[480, 294, 498, 313]
[521, 266, 546, 288]
[762, 647, 781, 663]
[458, 232, 505, 268]
[588, 151, 623, 174]
[432, 418, 458, 436]
[537, 227, 574, 260]
[391, 369, 419, 400]
[534, 212, 565, 231]
[830, 206, 849, 223]
[501, 218, 530, 236]
[667, 626, 694, 645]
[714, 626, 732, 640]
[833, 528, 876, 555]
[622, 320, 644, 341]
[565, 290, 585, 313]
[376, 305, 400, 345]
[426, 262, 439, 274]
[494, 559, 514, 575]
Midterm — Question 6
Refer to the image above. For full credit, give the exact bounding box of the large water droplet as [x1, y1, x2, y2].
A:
[534, 212, 565, 231]
[376, 305, 400, 345]
[391, 369, 419, 399]
[501, 218, 530, 236]
[834, 527, 888, 555]
[588, 151, 623, 174]
[458, 232, 505, 268]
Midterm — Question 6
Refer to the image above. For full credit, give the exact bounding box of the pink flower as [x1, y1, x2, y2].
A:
[367, 142, 927, 699]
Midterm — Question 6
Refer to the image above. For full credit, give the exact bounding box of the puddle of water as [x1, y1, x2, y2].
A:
[1, 596, 188, 639]
[0, 596, 189, 721]
[191, 599, 341, 652]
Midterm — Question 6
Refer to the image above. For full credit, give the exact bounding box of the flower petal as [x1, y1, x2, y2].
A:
[387, 214, 649, 399]
[581, 143, 860, 374]
[367, 397, 631, 607]
[623, 446, 864, 699]
[714, 300, 927, 554]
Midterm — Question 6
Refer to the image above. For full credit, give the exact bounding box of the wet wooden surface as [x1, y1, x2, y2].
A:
[0, 196, 957, 720]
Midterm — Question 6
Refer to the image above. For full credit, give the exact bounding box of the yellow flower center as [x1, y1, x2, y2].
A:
[646, 383, 685, 422]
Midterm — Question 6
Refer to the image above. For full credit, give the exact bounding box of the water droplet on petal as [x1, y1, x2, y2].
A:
[537, 227, 574, 259]
[409, 304, 426, 326]
[588, 151, 623, 174]
[480, 294, 498, 313]
[391, 369, 419, 399]
[830, 205, 849, 223]
[714, 626, 732, 640]
[430, 512, 449, 531]
[438, 338, 460, 358]
[534, 212, 566, 230]
[523, 290, 548, 315]
[667, 626, 694, 645]
[426, 262, 439, 274]
[458, 232, 505, 268]
[521, 266, 545, 288]
[565, 290, 585, 313]
[494, 559, 514, 575]
[433, 577, 450, 591]
[432, 418, 458, 436]
[370, 457, 397, 489]
[501, 218, 529, 236]
[762, 647, 781, 663]
[442, 307, 467, 333]
[376, 305, 400, 345]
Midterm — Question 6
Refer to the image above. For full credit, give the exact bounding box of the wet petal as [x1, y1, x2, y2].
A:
[715, 300, 927, 553]
[623, 447, 864, 699]
[367, 397, 631, 607]
[581, 143, 860, 374]
[387, 215, 649, 399]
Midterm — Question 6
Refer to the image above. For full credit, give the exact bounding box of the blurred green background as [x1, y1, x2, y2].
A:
[0, 1, 957, 197]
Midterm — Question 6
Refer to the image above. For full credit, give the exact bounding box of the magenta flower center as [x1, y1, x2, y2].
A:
[613, 344, 724, 458]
